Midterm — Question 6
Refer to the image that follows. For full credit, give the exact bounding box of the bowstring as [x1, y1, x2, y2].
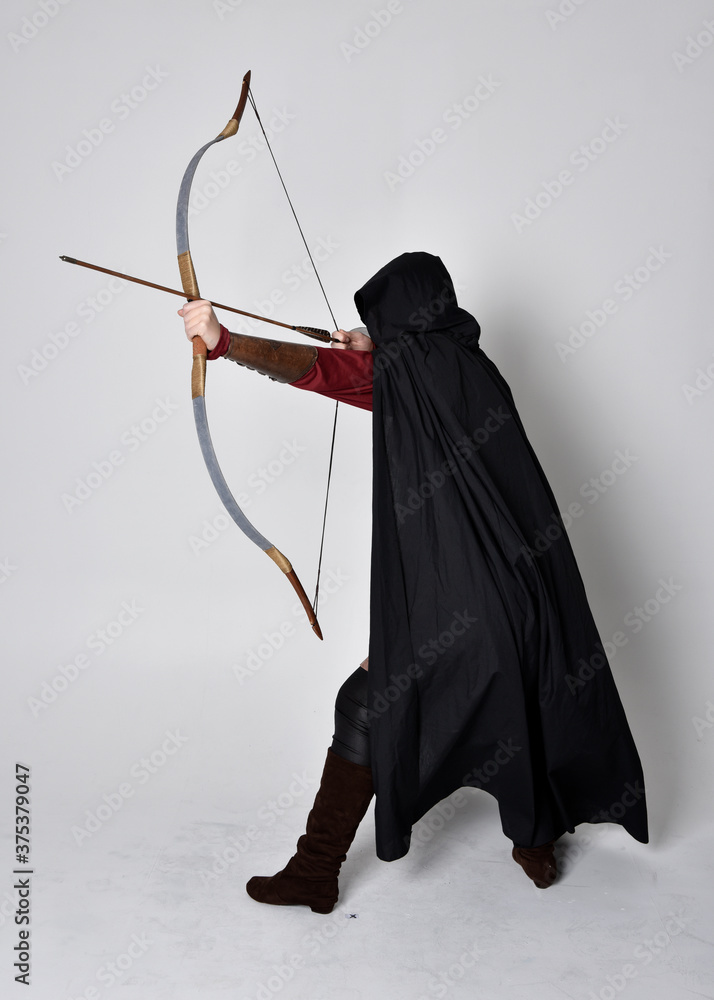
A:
[247, 87, 339, 618]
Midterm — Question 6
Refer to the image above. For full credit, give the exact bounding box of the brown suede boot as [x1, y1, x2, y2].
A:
[511, 839, 558, 888]
[246, 747, 374, 914]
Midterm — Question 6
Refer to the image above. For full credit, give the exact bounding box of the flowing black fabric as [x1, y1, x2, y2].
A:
[355, 251, 648, 862]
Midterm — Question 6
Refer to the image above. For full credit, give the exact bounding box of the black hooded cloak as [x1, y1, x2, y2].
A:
[354, 252, 648, 863]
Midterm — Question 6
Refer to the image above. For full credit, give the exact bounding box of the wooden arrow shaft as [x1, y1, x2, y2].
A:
[59, 255, 333, 342]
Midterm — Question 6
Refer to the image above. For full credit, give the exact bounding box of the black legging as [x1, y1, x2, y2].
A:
[330, 666, 371, 767]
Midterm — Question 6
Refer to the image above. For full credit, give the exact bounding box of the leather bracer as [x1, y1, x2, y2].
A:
[224, 332, 318, 383]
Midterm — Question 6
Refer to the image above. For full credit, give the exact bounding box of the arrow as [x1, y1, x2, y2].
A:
[59, 255, 334, 343]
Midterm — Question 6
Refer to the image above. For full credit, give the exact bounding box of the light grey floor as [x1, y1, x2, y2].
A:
[25, 769, 713, 1000]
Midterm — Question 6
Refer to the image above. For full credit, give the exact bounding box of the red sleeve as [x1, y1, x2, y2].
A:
[290, 346, 373, 411]
[211, 325, 373, 411]
[207, 324, 231, 360]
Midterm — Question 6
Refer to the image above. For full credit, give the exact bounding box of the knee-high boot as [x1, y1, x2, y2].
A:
[246, 747, 374, 914]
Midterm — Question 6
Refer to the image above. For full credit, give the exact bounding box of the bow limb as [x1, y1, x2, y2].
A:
[177, 71, 252, 300]
[178, 71, 322, 640]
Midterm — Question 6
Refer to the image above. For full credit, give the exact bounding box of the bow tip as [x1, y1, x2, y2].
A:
[312, 621, 324, 641]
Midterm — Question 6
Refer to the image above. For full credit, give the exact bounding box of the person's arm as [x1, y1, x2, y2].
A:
[222, 327, 318, 382]
[290, 343, 373, 410]
[178, 299, 317, 382]
[178, 299, 374, 407]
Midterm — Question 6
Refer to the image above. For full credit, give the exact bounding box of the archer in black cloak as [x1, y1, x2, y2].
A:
[355, 251, 649, 862]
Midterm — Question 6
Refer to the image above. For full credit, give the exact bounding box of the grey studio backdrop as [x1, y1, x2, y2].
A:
[1, 0, 713, 998]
